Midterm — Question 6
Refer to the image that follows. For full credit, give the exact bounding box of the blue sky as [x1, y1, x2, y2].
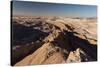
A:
[12, 1, 97, 17]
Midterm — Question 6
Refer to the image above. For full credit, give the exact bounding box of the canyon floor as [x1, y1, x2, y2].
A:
[11, 16, 97, 66]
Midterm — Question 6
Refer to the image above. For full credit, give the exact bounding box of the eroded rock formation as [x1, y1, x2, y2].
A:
[11, 16, 97, 66]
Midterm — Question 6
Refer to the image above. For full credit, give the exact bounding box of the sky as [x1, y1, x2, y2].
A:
[12, 1, 97, 18]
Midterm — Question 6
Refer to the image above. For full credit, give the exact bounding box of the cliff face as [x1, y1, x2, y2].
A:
[12, 16, 97, 66]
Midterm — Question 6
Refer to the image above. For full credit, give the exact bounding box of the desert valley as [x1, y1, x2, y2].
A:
[11, 15, 97, 66]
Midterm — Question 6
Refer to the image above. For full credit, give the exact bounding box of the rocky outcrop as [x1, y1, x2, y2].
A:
[12, 16, 97, 66]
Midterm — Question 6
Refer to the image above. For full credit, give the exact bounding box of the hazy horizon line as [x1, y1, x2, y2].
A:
[12, 14, 97, 19]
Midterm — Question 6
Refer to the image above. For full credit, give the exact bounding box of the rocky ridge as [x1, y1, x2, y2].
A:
[11, 16, 97, 66]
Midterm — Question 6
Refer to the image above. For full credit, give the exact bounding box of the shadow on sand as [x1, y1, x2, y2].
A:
[11, 22, 49, 65]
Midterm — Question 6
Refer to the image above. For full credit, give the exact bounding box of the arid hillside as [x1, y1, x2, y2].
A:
[11, 16, 97, 66]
